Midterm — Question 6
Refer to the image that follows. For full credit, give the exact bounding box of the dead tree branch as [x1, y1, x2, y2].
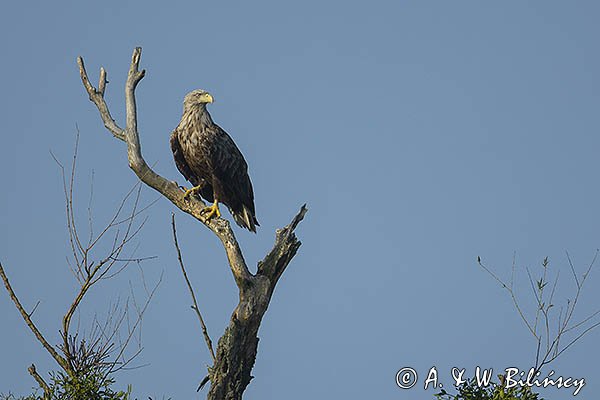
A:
[0, 263, 69, 371]
[78, 47, 307, 399]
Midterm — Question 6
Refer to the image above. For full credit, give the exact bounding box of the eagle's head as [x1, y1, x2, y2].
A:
[183, 89, 214, 110]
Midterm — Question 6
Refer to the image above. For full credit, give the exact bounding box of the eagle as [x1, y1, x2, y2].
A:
[170, 89, 259, 232]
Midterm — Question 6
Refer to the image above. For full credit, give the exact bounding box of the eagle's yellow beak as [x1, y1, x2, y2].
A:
[203, 93, 214, 103]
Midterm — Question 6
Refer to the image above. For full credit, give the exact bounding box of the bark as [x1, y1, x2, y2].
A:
[78, 47, 306, 399]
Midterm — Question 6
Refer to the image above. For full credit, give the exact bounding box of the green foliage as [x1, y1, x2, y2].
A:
[46, 370, 131, 400]
[435, 379, 542, 400]
[2, 371, 131, 400]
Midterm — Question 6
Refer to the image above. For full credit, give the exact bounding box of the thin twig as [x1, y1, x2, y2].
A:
[171, 214, 216, 362]
[107, 272, 162, 375]
[478, 257, 536, 337]
[566, 251, 580, 288]
[109, 256, 158, 263]
[28, 301, 41, 318]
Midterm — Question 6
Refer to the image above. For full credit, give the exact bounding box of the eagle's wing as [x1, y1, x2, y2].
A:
[210, 125, 259, 230]
[170, 130, 214, 202]
[170, 130, 197, 185]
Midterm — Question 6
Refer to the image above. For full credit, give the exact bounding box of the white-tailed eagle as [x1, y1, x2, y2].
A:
[170, 89, 259, 232]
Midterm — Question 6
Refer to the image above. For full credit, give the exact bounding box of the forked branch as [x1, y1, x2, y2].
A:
[78, 48, 253, 287]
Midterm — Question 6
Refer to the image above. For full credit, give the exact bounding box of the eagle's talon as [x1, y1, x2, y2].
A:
[201, 202, 221, 220]
[183, 186, 200, 200]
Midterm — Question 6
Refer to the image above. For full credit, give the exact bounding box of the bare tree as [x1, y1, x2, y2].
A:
[477, 252, 600, 374]
[0, 132, 159, 399]
[77, 47, 307, 399]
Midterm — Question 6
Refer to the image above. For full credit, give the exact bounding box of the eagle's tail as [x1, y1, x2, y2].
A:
[232, 205, 259, 233]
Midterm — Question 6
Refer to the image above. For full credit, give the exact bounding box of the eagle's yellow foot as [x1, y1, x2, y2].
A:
[200, 202, 221, 220]
[183, 185, 202, 200]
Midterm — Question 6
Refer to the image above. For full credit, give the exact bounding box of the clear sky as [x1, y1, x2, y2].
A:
[1, 1, 599, 399]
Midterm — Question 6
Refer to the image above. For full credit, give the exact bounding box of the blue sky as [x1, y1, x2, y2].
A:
[1, 1, 599, 399]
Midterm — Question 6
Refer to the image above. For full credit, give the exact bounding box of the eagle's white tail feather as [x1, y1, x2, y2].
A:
[232, 205, 258, 233]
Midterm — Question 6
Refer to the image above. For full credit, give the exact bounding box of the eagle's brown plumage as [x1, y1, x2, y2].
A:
[170, 89, 259, 232]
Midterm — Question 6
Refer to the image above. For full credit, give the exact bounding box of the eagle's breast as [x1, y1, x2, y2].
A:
[177, 114, 214, 181]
